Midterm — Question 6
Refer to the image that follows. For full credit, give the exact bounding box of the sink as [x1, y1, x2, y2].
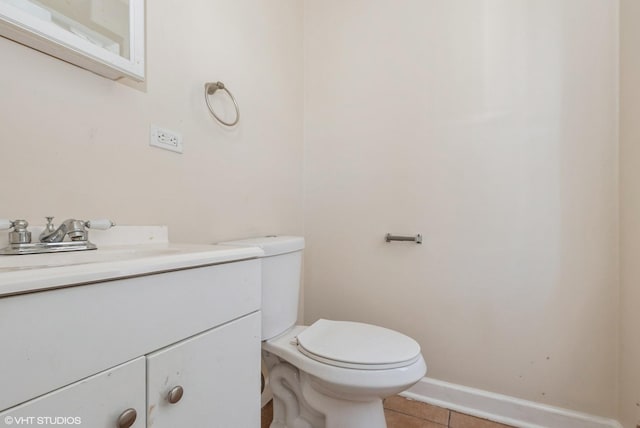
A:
[0, 243, 264, 297]
[0, 246, 184, 272]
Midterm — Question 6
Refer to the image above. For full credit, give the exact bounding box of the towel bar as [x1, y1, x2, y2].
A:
[385, 233, 422, 244]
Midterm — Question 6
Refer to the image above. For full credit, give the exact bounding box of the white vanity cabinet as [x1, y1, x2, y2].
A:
[0, 255, 262, 428]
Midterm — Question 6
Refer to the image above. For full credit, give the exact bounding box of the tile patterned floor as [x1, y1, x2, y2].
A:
[261, 400, 273, 428]
[261, 395, 515, 428]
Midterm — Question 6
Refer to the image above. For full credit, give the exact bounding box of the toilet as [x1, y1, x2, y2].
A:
[221, 236, 427, 428]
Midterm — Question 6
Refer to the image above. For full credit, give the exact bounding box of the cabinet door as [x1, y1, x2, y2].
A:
[147, 312, 261, 428]
[0, 357, 145, 428]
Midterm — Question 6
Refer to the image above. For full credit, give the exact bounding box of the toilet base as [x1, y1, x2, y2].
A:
[301, 377, 387, 428]
[268, 361, 387, 428]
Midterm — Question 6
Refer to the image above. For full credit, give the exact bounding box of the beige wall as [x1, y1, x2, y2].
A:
[303, 0, 619, 417]
[619, 1, 640, 427]
[0, 0, 304, 243]
[1, 0, 633, 423]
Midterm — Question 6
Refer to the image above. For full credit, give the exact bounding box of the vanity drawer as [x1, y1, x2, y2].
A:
[0, 259, 260, 411]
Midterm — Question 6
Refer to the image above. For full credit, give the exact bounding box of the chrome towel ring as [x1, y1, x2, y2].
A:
[204, 81, 240, 127]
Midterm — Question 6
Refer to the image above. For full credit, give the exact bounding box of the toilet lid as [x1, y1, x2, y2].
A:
[296, 319, 421, 370]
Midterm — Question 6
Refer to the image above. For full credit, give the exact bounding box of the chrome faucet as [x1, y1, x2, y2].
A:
[0, 217, 115, 255]
[39, 218, 88, 243]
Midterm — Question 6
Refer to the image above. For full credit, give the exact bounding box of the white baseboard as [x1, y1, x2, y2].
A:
[402, 377, 622, 428]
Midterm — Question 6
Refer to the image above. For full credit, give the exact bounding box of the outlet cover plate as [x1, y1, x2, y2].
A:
[150, 125, 183, 153]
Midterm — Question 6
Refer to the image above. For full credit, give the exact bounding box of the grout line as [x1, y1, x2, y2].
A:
[382, 406, 448, 426]
[384, 396, 453, 426]
[383, 409, 449, 427]
[447, 409, 452, 427]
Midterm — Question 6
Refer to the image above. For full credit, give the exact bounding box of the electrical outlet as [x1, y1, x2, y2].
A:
[150, 125, 183, 153]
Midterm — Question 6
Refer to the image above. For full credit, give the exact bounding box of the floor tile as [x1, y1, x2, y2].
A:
[449, 411, 514, 428]
[261, 400, 273, 428]
[384, 395, 449, 425]
[385, 409, 446, 428]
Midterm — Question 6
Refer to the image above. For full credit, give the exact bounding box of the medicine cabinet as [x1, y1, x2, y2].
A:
[0, 0, 144, 81]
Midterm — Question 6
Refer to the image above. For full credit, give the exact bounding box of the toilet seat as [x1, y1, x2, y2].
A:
[295, 319, 421, 370]
[264, 325, 427, 400]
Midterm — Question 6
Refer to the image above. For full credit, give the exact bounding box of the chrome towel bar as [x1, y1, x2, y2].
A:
[385, 233, 422, 244]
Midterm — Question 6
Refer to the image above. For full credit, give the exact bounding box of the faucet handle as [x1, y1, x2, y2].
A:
[85, 219, 115, 230]
[2, 219, 32, 244]
[0, 219, 14, 230]
[43, 217, 55, 232]
[0, 219, 29, 230]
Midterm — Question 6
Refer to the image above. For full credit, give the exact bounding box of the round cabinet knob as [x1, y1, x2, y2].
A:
[167, 385, 184, 404]
[117, 408, 137, 428]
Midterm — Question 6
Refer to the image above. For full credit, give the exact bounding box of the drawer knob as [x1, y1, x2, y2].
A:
[168, 385, 184, 404]
[117, 408, 137, 428]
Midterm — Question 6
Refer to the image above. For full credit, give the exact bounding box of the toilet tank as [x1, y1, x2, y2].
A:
[219, 236, 305, 340]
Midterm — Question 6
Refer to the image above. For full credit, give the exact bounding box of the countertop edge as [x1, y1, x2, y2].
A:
[0, 245, 264, 297]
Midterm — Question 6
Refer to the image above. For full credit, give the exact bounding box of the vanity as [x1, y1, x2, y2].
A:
[0, 227, 263, 428]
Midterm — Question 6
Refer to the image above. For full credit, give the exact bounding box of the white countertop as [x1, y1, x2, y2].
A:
[0, 226, 263, 297]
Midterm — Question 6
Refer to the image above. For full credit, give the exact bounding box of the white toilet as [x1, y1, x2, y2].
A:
[222, 236, 427, 428]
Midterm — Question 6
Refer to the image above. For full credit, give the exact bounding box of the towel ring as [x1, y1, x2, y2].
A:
[204, 81, 240, 127]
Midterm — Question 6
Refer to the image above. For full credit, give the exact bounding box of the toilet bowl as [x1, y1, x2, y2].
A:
[220, 236, 427, 428]
[265, 321, 426, 395]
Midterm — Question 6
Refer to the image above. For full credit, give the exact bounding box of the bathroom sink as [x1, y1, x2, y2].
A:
[0, 243, 264, 297]
[0, 246, 183, 271]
